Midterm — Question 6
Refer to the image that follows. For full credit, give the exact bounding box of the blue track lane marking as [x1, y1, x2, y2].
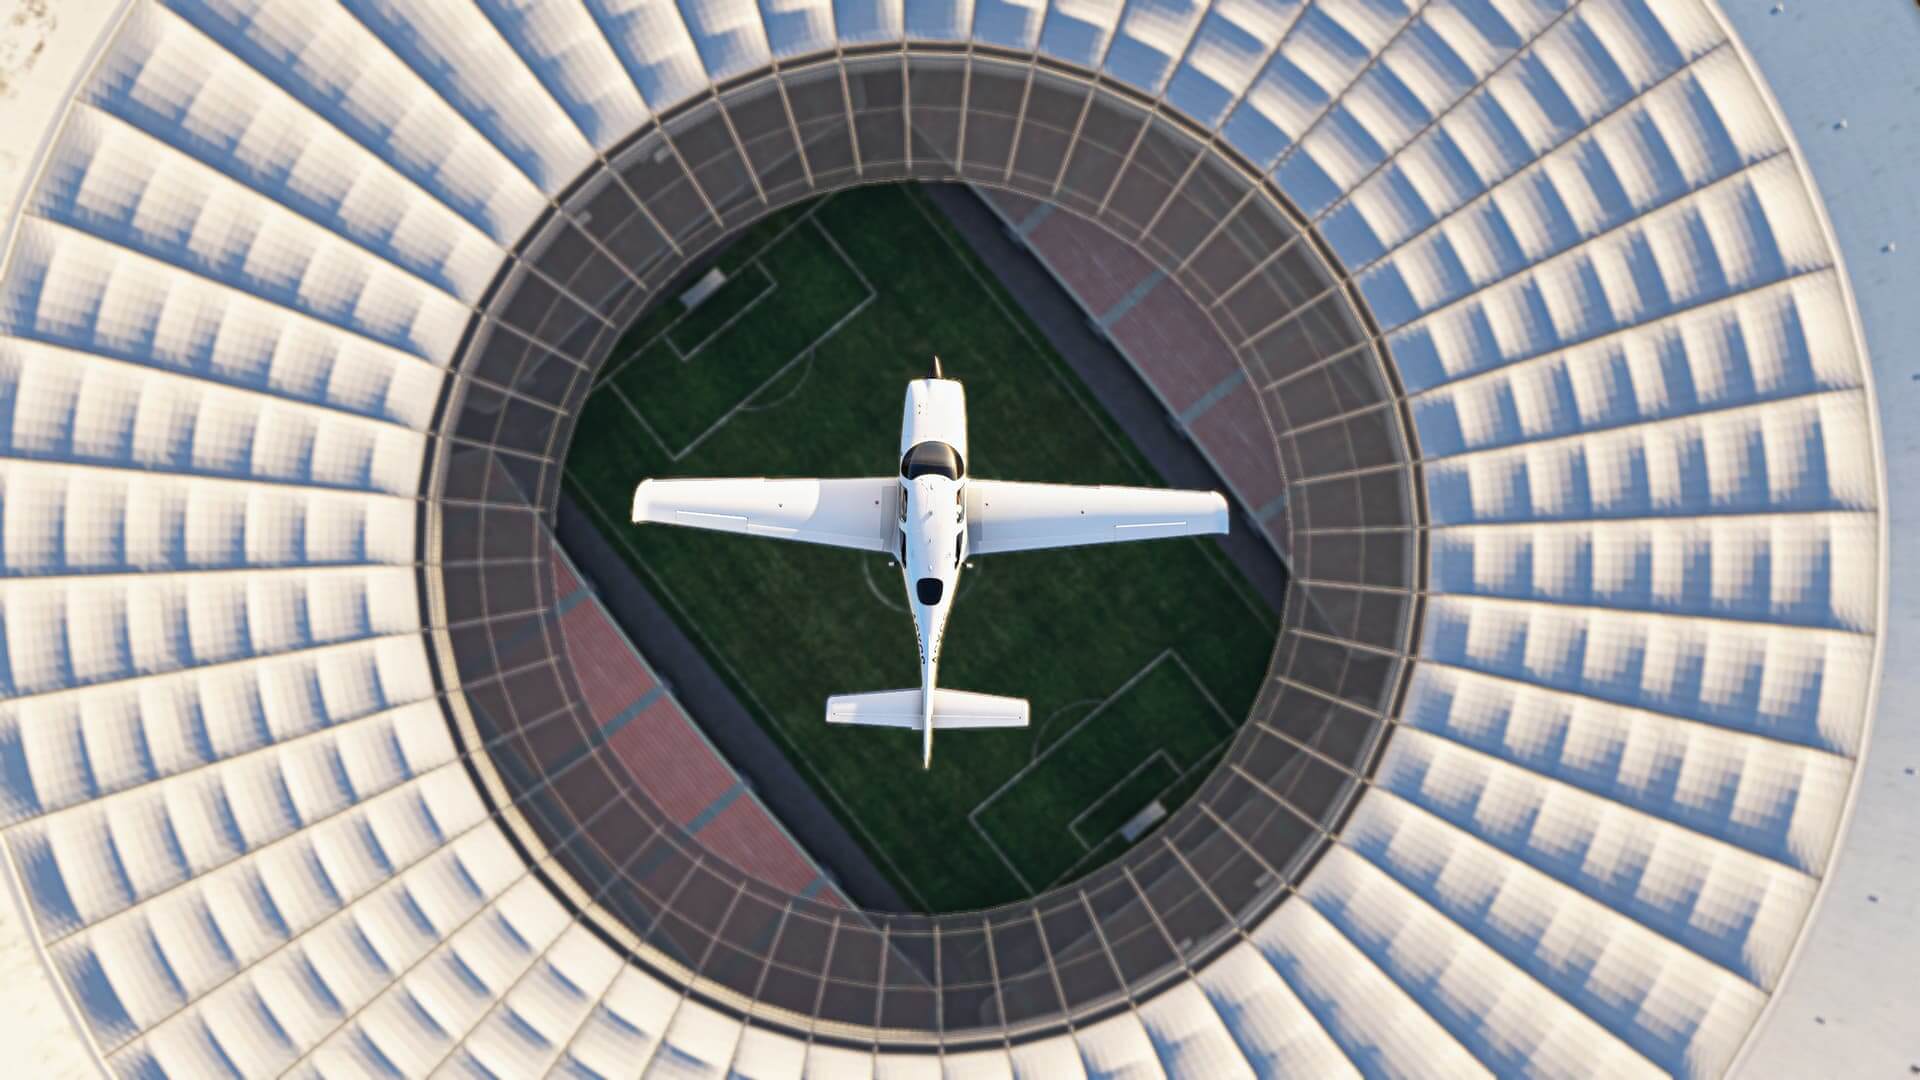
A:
[1177, 369, 1247, 426]
[601, 685, 666, 739]
[685, 782, 747, 835]
[1016, 202, 1054, 235]
[1097, 269, 1166, 328]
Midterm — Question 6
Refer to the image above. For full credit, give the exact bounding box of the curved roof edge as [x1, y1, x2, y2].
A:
[1715, 3, 1920, 1073]
[0, 0, 132, 257]
[0, 847, 103, 1075]
[0, 9, 137, 1075]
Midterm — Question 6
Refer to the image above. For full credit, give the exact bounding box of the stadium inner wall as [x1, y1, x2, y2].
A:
[430, 51, 1421, 1046]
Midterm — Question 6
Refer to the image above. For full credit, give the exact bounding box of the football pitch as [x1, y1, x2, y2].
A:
[564, 184, 1279, 912]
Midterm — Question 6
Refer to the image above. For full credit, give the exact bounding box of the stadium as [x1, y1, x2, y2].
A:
[0, 0, 1913, 1077]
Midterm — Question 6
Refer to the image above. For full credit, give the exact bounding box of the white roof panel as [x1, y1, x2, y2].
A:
[836, 0, 908, 44]
[678, 0, 777, 80]
[759, 0, 841, 56]
[1193, 941, 1358, 1078]
[1072, 1007, 1165, 1079]
[153, 0, 547, 243]
[474, 0, 653, 151]
[339, 0, 599, 192]
[585, 0, 715, 112]
[1104, 0, 1210, 95]
[729, 1023, 809, 1079]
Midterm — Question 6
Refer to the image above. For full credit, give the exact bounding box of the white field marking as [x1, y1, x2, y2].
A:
[605, 378, 680, 460]
[596, 289, 688, 384]
[968, 648, 1176, 821]
[900, 187, 1153, 486]
[1043, 741, 1232, 891]
[597, 249, 872, 462]
[803, 200, 877, 295]
[675, 261, 777, 364]
[669, 292, 875, 461]
[1165, 648, 1239, 738]
[1041, 841, 1109, 892]
[735, 347, 815, 414]
[967, 648, 1179, 884]
[1067, 748, 1176, 850]
[643, 209, 878, 462]
[860, 555, 908, 612]
[968, 813, 1038, 895]
[571, 488, 935, 912]
[968, 647, 1239, 887]
[593, 197, 837, 387]
[558, 202, 924, 909]
[1031, 699, 1102, 763]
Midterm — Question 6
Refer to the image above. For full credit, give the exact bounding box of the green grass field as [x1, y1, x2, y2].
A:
[565, 184, 1278, 911]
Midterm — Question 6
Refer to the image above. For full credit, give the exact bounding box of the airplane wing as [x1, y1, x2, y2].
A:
[632, 477, 898, 553]
[965, 480, 1229, 555]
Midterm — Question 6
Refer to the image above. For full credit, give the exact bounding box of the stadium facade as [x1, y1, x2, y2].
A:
[0, 0, 1910, 1076]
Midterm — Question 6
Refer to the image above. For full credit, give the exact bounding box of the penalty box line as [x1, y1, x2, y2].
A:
[964, 648, 1177, 885]
[1041, 652, 1238, 886]
[1042, 740, 1232, 891]
[1066, 748, 1177, 850]
[672, 261, 778, 364]
[592, 196, 838, 389]
[1163, 648, 1239, 739]
[968, 646, 1242, 890]
[600, 209, 879, 464]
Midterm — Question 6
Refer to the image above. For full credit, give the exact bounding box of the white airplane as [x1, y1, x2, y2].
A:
[631, 360, 1229, 768]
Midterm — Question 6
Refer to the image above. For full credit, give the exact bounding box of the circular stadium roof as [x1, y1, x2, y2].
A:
[0, 0, 1901, 1076]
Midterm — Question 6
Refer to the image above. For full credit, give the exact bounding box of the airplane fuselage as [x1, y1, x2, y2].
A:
[896, 375, 969, 767]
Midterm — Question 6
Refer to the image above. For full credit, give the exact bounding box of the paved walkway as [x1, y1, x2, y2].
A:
[922, 183, 1290, 614]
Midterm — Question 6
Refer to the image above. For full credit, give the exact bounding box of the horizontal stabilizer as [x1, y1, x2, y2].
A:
[826, 688, 1029, 729]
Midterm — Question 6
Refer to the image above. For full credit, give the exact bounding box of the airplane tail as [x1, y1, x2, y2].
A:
[825, 688, 1029, 768]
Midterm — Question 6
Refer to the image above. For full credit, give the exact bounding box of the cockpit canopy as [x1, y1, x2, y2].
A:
[901, 440, 965, 480]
